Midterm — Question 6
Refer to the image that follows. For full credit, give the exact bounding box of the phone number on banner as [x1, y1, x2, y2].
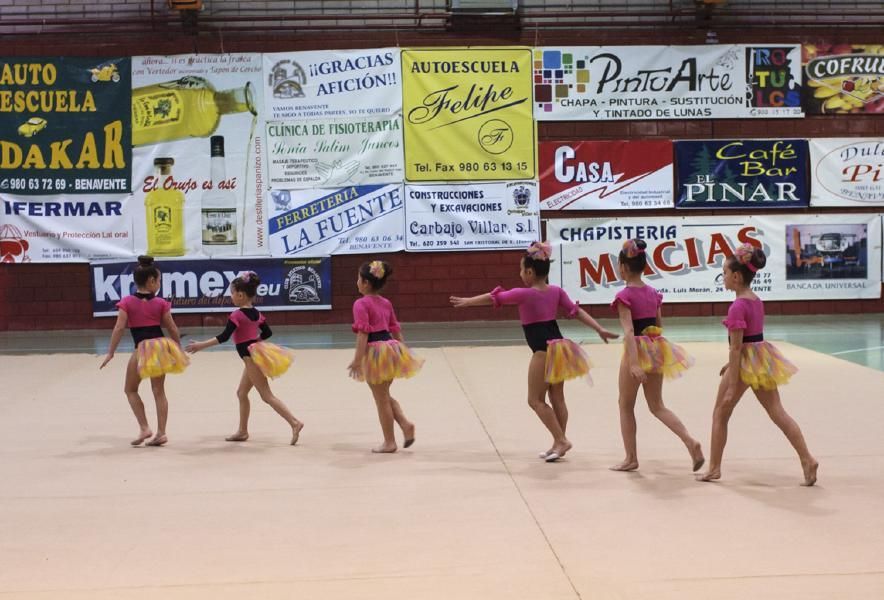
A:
[411, 160, 531, 178]
[0, 177, 70, 193]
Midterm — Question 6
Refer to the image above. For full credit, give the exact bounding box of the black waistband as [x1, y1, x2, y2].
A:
[130, 325, 163, 346]
[632, 317, 657, 333]
[743, 333, 764, 343]
[522, 320, 563, 353]
[368, 330, 393, 342]
[236, 339, 258, 358]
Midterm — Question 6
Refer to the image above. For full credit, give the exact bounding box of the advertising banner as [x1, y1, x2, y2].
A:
[533, 45, 803, 121]
[675, 139, 809, 208]
[131, 54, 266, 259]
[405, 181, 539, 251]
[548, 215, 881, 304]
[539, 140, 673, 210]
[0, 194, 132, 262]
[802, 43, 884, 115]
[266, 116, 403, 188]
[810, 138, 884, 206]
[91, 256, 331, 316]
[268, 184, 404, 257]
[402, 48, 536, 181]
[0, 57, 131, 195]
[263, 49, 401, 121]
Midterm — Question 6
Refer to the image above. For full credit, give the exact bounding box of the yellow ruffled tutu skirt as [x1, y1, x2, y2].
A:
[248, 341, 294, 379]
[739, 341, 798, 391]
[136, 337, 189, 379]
[545, 338, 593, 385]
[632, 326, 694, 379]
[359, 340, 424, 385]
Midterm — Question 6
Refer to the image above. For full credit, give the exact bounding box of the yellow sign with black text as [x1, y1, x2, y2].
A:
[402, 48, 536, 181]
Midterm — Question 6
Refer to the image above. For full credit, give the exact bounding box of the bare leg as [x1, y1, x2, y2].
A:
[697, 371, 749, 482]
[124, 354, 152, 446]
[611, 359, 641, 471]
[369, 381, 397, 453]
[544, 383, 569, 457]
[146, 375, 168, 446]
[642, 373, 704, 471]
[754, 388, 819, 486]
[389, 394, 415, 448]
[527, 352, 569, 460]
[226, 368, 252, 442]
[245, 359, 303, 445]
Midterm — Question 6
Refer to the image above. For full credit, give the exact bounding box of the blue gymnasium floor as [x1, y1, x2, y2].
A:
[1, 314, 882, 372]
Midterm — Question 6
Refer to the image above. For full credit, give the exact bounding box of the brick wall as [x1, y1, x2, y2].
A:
[1, 19, 883, 331]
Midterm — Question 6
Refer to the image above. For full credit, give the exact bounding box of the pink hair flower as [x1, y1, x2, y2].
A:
[622, 239, 645, 258]
[528, 241, 552, 260]
[369, 260, 385, 279]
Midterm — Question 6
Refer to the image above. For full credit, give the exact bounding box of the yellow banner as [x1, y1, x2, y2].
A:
[402, 48, 536, 181]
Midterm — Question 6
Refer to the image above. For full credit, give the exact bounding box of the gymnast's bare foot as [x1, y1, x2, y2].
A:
[372, 443, 397, 454]
[690, 441, 705, 472]
[146, 434, 167, 447]
[610, 458, 639, 471]
[225, 431, 249, 442]
[696, 469, 721, 482]
[131, 430, 153, 446]
[801, 459, 819, 487]
[291, 422, 304, 446]
[402, 422, 415, 448]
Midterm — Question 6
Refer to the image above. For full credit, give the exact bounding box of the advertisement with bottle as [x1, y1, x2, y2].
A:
[402, 48, 536, 182]
[539, 140, 673, 210]
[268, 184, 404, 257]
[404, 181, 539, 251]
[131, 54, 266, 258]
[810, 138, 884, 206]
[266, 116, 404, 188]
[533, 45, 802, 121]
[547, 214, 881, 304]
[91, 256, 332, 316]
[263, 49, 401, 121]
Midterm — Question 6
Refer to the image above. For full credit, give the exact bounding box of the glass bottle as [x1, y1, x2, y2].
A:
[201, 135, 238, 251]
[144, 157, 185, 256]
[131, 76, 256, 147]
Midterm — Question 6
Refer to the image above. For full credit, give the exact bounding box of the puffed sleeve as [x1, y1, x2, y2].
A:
[489, 286, 529, 308]
[352, 299, 372, 333]
[160, 297, 172, 313]
[387, 303, 402, 333]
[722, 300, 747, 331]
[557, 287, 580, 318]
[610, 288, 631, 313]
[115, 295, 131, 312]
[655, 290, 664, 308]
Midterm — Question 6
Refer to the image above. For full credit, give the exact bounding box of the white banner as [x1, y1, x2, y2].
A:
[268, 184, 404, 257]
[263, 49, 401, 121]
[131, 54, 266, 259]
[810, 138, 884, 207]
[1, 194, 132, 262]
[549, 215, 881, 304]
[266, 117, 404, 188]
[405, 181, 540, 251]
[534, 45, 803, 121]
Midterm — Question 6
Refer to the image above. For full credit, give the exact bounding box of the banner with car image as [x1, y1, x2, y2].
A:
[405, 181, 540, 251]
[0, 57, 131, 195]
[263, 49, 401, 121]
[802, 43, 884, 115]
[91, 256, 332, 316]
[548, 214, 881, 304]
[267, 184, 404, 257]
[266, 116, 404, 188]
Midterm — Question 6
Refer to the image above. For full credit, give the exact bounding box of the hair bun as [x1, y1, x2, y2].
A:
[752, 248, 767, 270]
[635, 239, 647, 250]
[137, 255, 154, 266]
